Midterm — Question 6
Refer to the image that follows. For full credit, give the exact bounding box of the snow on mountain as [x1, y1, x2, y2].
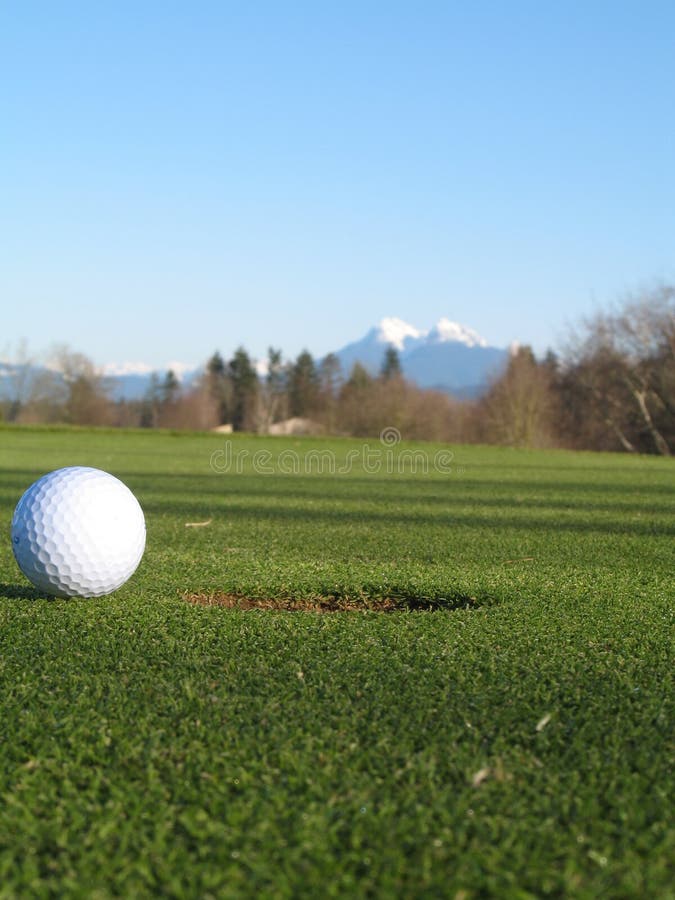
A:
[101, 360, 195, 380]
[332, 317, 425, 374]
[100, 361, 156, 377]
[375, 317, 426, 350]
[99, 360, 198, 400]
[1, 318, 509, 403]
[164, 361, 196, 381]
[332, 317, 507, 397]
[427, 317, 487, 348]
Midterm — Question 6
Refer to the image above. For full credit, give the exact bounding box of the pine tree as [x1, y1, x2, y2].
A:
[319, 353, 342, 398]
[228, 347, 259, 431]
[206, 351, 232, 424]
[345, 362, 372, 391]
[161, 369, 180, 406]
[288, 350, 319, 417]
[380, 347, 402, 380]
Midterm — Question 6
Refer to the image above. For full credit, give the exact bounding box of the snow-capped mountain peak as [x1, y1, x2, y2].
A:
[100, 361, 156, 377]
[428, 317, 487, 348]
[375, 317, 426, 350]
[165, 361, 196, 381]
[331, 316, 507, 397]
[100, 360, 195, 380]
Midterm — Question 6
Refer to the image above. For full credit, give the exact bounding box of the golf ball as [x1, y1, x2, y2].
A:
[11, 466, 146, 598]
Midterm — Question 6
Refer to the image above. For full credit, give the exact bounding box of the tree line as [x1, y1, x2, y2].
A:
[2, 286, 673, 455]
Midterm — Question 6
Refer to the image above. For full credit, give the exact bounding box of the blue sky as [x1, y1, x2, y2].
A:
[2, 1, 674, 369]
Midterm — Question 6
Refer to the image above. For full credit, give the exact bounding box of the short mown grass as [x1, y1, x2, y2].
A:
[0, 426, 673, 898]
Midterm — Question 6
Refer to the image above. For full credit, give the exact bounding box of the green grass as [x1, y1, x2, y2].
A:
[0, 426, 673, 898]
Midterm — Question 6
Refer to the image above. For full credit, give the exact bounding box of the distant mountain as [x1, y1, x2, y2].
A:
[100, 362, 199, 401]
[332, 317, 508, 397]
[108, 373, 159, 402]
[332, 317, 427, 374]
[0, 318, 509, 403]
[0, 361, 199, 404]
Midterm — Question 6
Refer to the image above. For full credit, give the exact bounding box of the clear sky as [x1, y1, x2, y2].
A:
[2, 1, 674, 370]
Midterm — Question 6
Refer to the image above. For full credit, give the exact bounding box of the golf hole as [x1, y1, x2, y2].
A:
[183, 592, 481, 613]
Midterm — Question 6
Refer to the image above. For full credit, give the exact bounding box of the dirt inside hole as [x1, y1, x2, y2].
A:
[183, 592, 479, 613]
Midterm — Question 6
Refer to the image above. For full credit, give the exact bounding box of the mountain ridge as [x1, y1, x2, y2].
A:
[0, 318, 509, 401]
[332, 317, 507, 397]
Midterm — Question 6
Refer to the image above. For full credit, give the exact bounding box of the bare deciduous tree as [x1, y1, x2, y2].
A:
[257, 348, 288, 433]
[479, 346, 555, 448]
[561, 285, 674, 455]
[50, 346, 114, 426]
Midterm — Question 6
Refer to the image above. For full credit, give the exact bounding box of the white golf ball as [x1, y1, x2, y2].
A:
[11, 466, 146, 598]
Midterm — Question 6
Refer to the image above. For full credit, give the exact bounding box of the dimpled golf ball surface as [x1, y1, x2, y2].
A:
[11, 466, 146, 598]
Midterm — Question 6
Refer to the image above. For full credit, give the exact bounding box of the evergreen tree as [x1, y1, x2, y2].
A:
[380, 347, 402, 380]
[267, 347, 286, 397]
[319, 353, 342, 398]
[228, 347, 258, 431]
[161, 369, 180, 406]
[344, 361, 372, 391]
[288, 350, 319, 417]
[206, 351, 232, 424]
[206, 351, 226, 380]
[140, 372, 161, 427]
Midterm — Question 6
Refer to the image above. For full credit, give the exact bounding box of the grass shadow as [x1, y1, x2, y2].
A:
[0, 582, 58, 601]
[142, 496, 675, 537]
